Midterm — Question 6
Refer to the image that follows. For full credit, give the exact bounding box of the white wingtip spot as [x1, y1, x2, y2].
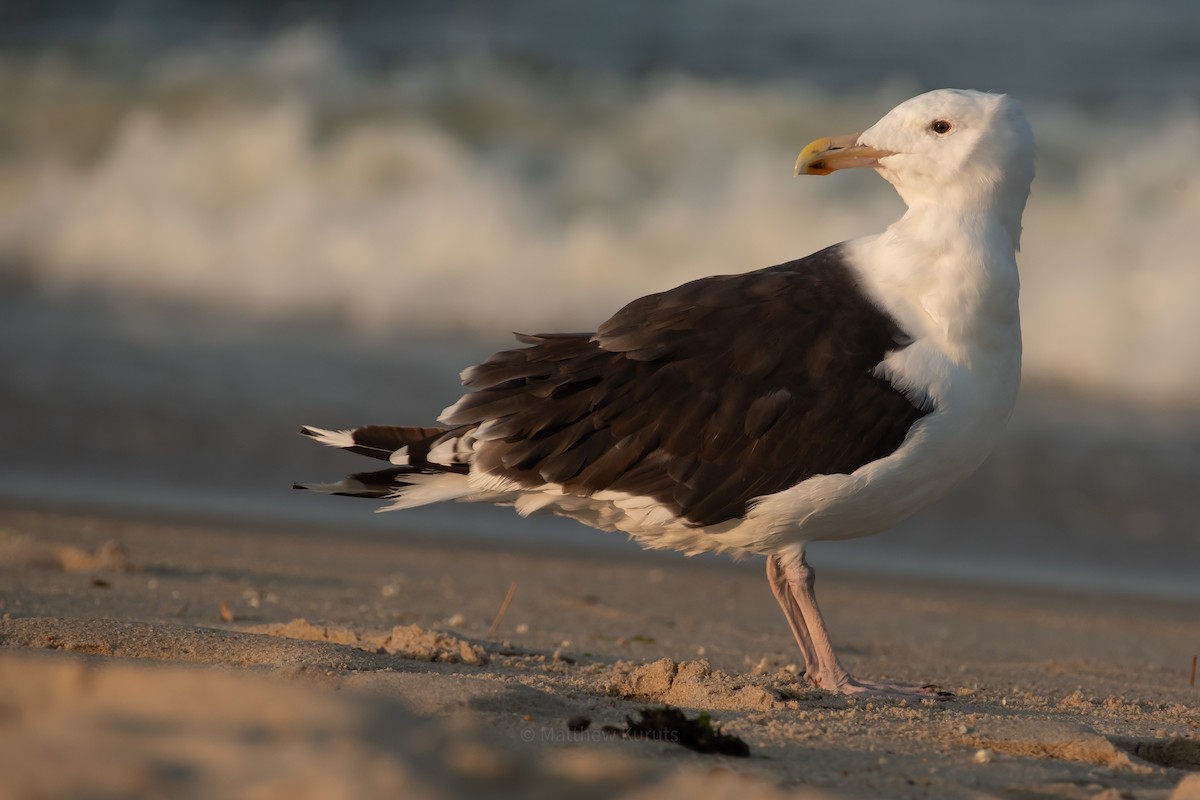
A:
[300, 425, 357, 449]
[389, 446, 410, 466]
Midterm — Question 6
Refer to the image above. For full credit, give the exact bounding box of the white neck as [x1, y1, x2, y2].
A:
[886, 167, 1029, 252]
[846, 201, 1022, 365]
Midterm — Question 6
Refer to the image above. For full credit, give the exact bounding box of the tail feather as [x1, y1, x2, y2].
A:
[299, 424, 450, 462]
[295, 423, 476, 509]
[293, 465, 426, 499]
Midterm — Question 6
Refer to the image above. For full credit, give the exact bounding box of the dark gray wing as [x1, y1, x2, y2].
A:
[442, 244, 931, 527]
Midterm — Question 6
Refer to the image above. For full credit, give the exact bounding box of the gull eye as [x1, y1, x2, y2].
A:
[930, 119, 953, 135]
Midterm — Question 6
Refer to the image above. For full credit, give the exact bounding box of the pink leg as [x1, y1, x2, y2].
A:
[767, 550, 950, 699]
[766, 555, 819, 671]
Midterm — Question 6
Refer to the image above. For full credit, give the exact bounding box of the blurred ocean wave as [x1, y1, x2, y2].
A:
[2, 24, 1200, 400]
[3, 26, 1200, 400]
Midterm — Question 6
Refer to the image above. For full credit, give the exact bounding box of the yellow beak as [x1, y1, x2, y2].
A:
[795, 132, 895, 176]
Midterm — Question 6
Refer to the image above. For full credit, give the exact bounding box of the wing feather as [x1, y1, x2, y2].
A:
[441, 244, 930, 527]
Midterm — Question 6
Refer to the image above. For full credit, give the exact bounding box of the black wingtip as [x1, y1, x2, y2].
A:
[298, 426, 317, 438]
[292, 482, 310, 491]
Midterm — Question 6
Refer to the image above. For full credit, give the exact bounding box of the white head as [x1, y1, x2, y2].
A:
[796, 89, 1035, 245]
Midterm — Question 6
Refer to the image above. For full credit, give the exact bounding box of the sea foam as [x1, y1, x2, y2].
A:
[3, 32, 1199, 403]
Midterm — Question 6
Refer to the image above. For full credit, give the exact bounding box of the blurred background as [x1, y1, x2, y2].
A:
[1, 0, 1197, 597]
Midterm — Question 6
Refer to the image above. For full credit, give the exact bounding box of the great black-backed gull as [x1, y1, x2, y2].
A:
[296, 88, 1036, 698]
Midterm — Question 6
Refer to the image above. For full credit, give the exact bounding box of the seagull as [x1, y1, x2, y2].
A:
[296, 88, 1035, 698]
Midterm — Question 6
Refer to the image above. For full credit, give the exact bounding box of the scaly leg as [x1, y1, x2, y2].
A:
[767, 549, 950, 699]
[766, 554, 819, 671]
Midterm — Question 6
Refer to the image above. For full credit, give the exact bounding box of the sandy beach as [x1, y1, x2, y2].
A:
[1, 504, 1197, 799]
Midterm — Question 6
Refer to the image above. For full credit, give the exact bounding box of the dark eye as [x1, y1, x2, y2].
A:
[930, 119, 953, 135]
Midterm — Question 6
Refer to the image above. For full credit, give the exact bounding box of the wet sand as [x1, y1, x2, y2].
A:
[1, 506, 1197, 799]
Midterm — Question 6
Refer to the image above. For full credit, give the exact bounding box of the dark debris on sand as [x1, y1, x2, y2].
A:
[605, 705, 750, 757]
